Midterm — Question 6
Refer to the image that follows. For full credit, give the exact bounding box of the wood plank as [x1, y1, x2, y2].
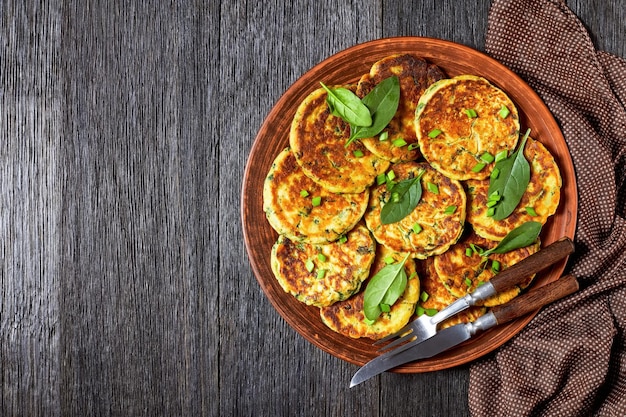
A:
[1, 2, 63, 415]
[569, 0, 626, 58]
[57, 2, 221, 415]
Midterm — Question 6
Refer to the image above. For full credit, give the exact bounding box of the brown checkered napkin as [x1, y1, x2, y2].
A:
[468, 0, 626, 416]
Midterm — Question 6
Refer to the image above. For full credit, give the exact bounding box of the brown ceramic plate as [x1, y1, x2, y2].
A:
[241, 37, 577, 372]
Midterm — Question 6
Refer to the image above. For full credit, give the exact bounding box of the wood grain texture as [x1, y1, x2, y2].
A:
[58, 2, 221, 415]
[1, 2, 63, 416]
[0, 1, 623, 416]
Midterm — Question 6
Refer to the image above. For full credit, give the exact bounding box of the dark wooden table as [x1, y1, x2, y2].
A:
[2, 1, 624, 416]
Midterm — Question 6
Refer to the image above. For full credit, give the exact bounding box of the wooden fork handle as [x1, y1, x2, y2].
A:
[490, 237, 575, 293]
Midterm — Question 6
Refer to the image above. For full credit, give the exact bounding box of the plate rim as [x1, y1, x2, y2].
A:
[241, 36, 578, 372]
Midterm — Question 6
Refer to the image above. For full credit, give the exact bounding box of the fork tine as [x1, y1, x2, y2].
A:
[375, 333, 424, 358]
[373, 322, 414, 345]
[376, 331, 416, 353]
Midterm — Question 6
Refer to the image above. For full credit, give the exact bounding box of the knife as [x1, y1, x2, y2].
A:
[374, 237, 575, 354]
[350, 274, 579, 387]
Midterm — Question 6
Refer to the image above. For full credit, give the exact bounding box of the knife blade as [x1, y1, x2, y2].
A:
[350, 274, 578, 387]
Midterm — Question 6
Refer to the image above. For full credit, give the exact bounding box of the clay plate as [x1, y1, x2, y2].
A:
[241, 37, 577, 372]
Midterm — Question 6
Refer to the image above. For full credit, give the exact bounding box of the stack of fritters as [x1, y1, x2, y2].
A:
[262, 54, 562, 341]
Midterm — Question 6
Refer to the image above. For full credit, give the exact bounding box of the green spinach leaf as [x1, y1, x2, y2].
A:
[381, 266, 408, 307]
[347, 76, 400, 146]
[380, 171, 425, 224]
[488, 129, 531, 220]
[363, 254, 410, 321]
[320, 82, 372, 127]
[482, 221, 542, 257]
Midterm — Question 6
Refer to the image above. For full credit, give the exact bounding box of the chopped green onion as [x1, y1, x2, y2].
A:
[472, 162, 486, 172]
[311, 196, 322, 207]
[487, 207, 495, 217]
[317, 253, 327, 262]
[387, 170, 396, 181]
[300, 190, 310, 198]
[305, 259, 314, 272]
[384, 256, 395, 265]
[420, 291, 429, 302]
[470, 243, 484, 255]
[425, 308, 438, 316]
[416, 305, 425, 316]
[412, 223, 423, 234]
[495, 149, 508, 162]
[380, 303, 391, 313]
[444, 205, 457, 214]
[488, 191, 501, 201]
[338, 235, 348, 244]
[392, 192, 401, 203]
[427, 182, 439, 194]
[499, 105, 510, 119]
[353, 149, 364, 158]
[481, 152, 495, 163]
[525, 206, 538, 216]
[408, 143, 420, 151]
[428, 129, 442, 138]
[393, 138, 407, 147]
[490, 167, 500, 179]
[376, 173, 387, 185]
[486, 200, 498, 208]
[465, 247, 473, 257]
[379, 131, 389, 141]
[465, 108, 478, 118]
[491, 260, 501, 272]
[316, 269, 327, 279]
[465, 277, 472, 287]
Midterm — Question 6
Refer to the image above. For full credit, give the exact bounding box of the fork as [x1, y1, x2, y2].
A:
[374, 237, 574, 354]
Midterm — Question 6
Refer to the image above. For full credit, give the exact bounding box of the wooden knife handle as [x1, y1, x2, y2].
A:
[492, 274, 579, 325]
[490, 237, 575, 293]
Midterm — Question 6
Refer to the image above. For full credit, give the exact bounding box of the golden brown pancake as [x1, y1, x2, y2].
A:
[263, 147, 369, 243]
[319, 245, 419, 340]
[289, 86, 390, 193]
[355, 54, 446, 162]
[433, 231, 540, 307]
[364, 161, 466, 258]
[415, 257, 485, 328]
[415, 75, 521, 180]
[270, 223, 375, 307]
[466, 137, 562, 241]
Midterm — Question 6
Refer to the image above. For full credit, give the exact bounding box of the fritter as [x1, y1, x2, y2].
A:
[270, 223, 375, 307]
[415, 257, 486, 328]
[364, 161, 466, 259]
[415, 75, 520, 180]
[466, 137, 562, 240]
[263, 147, 369, 243]
[319, 245, 419, 340]
[433, 231, 540, 307]
[289, 86, 390, 193]
[355, 54, 446, 162]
